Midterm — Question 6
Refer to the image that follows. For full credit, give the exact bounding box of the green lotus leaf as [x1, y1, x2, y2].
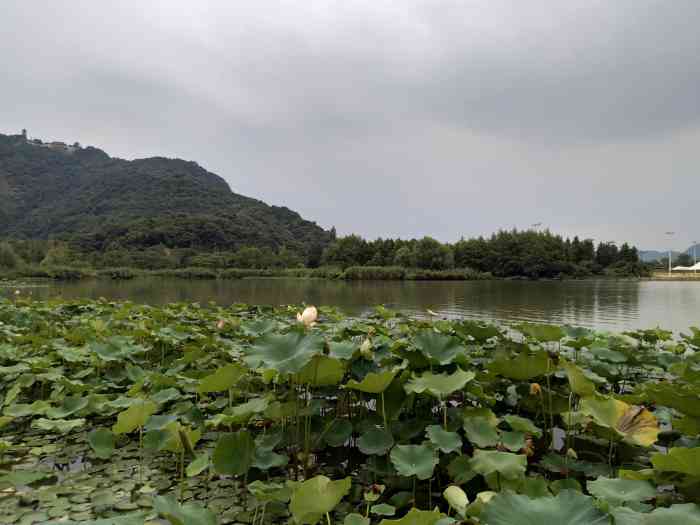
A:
[0, 470, 51, 488]
[344, 514, 370, 525]
[358, 428, 395, 455]
[324, 419, 353, 447]
[328, 341, 358, 360]
[248, 480, 291, 503]
[151, 387, 182, 404]
[469, 450, 527, 480]
[489, 350, 552, 380]
[481, 490, 608, 525]
[500, 431, 526, 452]
[457, 320, 502, 343]
[549, 478, 582, 494]
[517, 323, 565, 342]
[580, 395, 659, 447]
[378, 508, 445, 525]
[463, 417, 500, 448]
[88, 428, 115, 459]
[651, 446, 700, 476]
[0, 416, 13, 429]
[390, 444, 438, 480]
[46, 396, 89, 419]
[443, 485, 468, 517]
[145, 414, 179, 431]
[89, 337, 148, 362]
[253, 448, 289, 470]
[562, 361, 596, 397]
[31, 417, 85, 433]
[112, 400, 157, 434]
[4, 400, 50, 417]
[163, 424, 201, 454]
[230, 396, 270, 423]
[144, 428, 171, 452]
[426, 425, 462, 453]
[503, 415, 542, 437]
[58, 514, 148, 525]
[197, 364, 246, 394]
[612, 504, 700, 525]
[404, 368, 475, 399]
[414, 331, 465, 365]
[345, 370, 397, 394]
[245, 332, 324, 374]
[295, 355, 346, 386]
[213, 430, 254, 476]
[289, 475, 351, 525]
[186, 453, 210, 477]
[372, 504, 396, 516]
[586, 476, 656, 507]
[153, 494, 217, 525]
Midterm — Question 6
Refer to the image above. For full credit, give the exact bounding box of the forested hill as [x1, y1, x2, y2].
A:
[0, 132, 330, 254]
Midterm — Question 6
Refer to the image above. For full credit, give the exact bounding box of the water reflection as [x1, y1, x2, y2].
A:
[3, 277, 700, 332]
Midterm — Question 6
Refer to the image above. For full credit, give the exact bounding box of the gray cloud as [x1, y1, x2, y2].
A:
[2, 0, 699, 249]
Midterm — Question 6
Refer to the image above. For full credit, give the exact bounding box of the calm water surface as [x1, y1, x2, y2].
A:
[3, 277, 700, 333]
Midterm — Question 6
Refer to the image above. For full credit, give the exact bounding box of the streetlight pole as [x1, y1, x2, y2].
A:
[694, 240, 698, 275]
[665, 231, 675, 276]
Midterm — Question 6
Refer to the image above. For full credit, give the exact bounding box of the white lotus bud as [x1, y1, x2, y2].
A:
[296, 306, 318, 327]
[443, 485, 468, 517]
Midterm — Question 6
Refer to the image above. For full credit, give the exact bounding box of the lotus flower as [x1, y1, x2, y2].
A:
[216, 319, 225, 330]
[14, 290, 20, 295]
[529, 383, 542, 396]
[296, 306, 318, 327]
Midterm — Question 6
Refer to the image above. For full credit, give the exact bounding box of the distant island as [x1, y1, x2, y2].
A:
[1, 130, 650, 280]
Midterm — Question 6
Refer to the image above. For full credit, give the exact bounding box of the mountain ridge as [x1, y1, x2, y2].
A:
[0, 131, 330, 256]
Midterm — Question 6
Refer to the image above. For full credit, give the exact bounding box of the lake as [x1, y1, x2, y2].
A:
[3, 277, 700, 333]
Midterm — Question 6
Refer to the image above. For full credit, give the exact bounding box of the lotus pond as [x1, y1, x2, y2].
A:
[1, 299, 700, 525]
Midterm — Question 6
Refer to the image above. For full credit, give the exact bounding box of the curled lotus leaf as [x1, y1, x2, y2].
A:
[153, 494, 217, 525]
[112, 400, 158, 434]
[197, 364, 246, 394]
[580, 395, 659, 447]
[443, 485, 468, 517]
[378, 508, 445, 525]
[413, 330, 465, 365]
[404, 368, 475, 399]
[247, 480, 291, 503]
[345, 370, 397, 394]
[481, 490, 608, 525]
[244, 332, 324, 374]
[289, 475, 352, 525]
[651, 446, 700, 477]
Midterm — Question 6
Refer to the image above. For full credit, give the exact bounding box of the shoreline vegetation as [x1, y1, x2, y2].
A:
[1, 229, 653, 282]
[1, 299, 699, 524]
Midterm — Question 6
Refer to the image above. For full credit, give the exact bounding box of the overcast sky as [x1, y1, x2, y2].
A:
[2, 1, 699, 250]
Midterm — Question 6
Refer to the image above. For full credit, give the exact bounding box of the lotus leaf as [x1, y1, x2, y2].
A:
[580, 396, 659, 446]
[612, 504, 700, 525]
[345, 370, 397, 394]
[481, 490, 608, 524]
[489, 350, 551, 380]
[378, 508, 445, 525]
[245, 332, 324, 374]
[586, 476, 655, 507]
[4, 400, 50, 417]
[372, 504, 396, 516]
[469, 450, 527, 480]
[328, 341, 358, 360]
[517, 323, 565, 342]
[562, 361, 596, 397]
[503, 415, 542, 437]
[153, 494, 217, 525]
[45, 395, 89, 419]
[0, 470, 51, 488]
[112, 400, 157, 434]
[295, 355, 346, 386]
[186, 454, 210, 477]
[426, 425, 462, 453]
[463, 416, 500, 448]
[651, 446, 700, 476]
[404, 368, 475, 399]
[247, 480, 291, 503]
[358, 428, 395, 455]
[31, 417, 85, 433]
[197, 364, 246, 393]
[390, 444, 438, 480]
[88, 428, 115, 459]
[324, 419, 353, 447]
[253, 448, 289, 469]
[289, 475, 351, 524]
[414, 331, 465, 365]
[213, 430, 254, 476]
[345, 514, 370, 525]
